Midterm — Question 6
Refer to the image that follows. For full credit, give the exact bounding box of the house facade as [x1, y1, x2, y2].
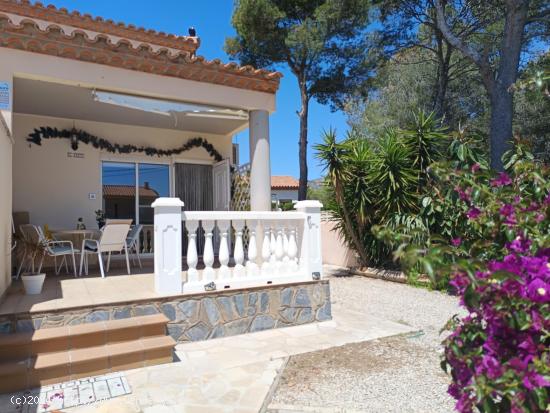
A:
[271, 175, 299, 209]
[0, 0, 281, 298]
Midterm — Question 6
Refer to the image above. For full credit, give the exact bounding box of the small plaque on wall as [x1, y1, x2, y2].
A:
[67, 152, 85, 159]
[0, 81, 10, 110]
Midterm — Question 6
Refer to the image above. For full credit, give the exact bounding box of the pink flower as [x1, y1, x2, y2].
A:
[471, 163, 480, 173]
[466, 207, 481, 219]
[490, 172, 512, 187]
[451, 238, 462, 247]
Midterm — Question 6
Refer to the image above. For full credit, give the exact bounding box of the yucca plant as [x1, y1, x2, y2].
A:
[315, 110, 452, 268]
[315, 129, 370, 265]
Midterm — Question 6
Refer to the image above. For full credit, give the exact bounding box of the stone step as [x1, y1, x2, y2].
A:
[0, 313, 169, 362]
[0, 335, 175, 394]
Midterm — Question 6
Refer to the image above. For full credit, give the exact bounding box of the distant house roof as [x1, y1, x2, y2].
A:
[271, 176, 299, 190]
[103, 184, 159, 198]
[0, 0, 282, 93]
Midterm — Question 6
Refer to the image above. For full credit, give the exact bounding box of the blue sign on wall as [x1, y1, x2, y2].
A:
[0, 82, 11, 110]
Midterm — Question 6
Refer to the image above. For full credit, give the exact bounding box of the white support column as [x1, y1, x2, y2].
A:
[295, 200, 323, 279]
[152, 197, 184, 295]
[249, 110, 271, 211]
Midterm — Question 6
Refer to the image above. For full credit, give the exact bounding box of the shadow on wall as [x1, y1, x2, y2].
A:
[321, 217, 357, 268]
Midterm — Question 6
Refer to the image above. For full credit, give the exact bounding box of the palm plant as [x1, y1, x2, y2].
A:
[401, 110, 448, 186]
[315, 110, 451, 268]
[314, 129, 369, 265]
[368, 129, 419, 219]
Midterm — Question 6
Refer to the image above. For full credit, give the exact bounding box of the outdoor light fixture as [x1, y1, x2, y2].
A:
[312, 272, 321, 280]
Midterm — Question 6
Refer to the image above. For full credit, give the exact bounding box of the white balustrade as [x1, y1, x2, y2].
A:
[186, 221, 199, 284]
[232, 220, 246, 278]
[153, 199, 323, 294]
[202, 220, 216, 282]
[245, 220, 259, 277]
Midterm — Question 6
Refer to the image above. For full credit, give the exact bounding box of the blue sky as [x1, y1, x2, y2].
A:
[45, 0, 350, 179]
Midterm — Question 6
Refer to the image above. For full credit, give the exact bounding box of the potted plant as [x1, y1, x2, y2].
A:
[95, 209, 106, 229]
[13, 231, 47, 295]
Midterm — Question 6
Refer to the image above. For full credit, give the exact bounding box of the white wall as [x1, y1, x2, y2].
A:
[0, 120, 12, 297]
[321, 217, 358, 268]
[271, 189, 299, 201]
[13, 113, 233, 229]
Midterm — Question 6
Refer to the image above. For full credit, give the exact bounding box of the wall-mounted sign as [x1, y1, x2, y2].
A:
[0, 82, 10, 110]
[67, 152, 85, 159]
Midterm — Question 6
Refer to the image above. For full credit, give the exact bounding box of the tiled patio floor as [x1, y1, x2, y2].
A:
[0, 260, 166, 315]
[58, 305, 415, 413]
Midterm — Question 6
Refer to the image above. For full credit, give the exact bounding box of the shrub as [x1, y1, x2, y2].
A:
[388, 146, 550, 412]
[315, 110, 448, 267]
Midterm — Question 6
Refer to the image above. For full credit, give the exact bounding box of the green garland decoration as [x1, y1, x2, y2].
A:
[27, 127, 223, 162]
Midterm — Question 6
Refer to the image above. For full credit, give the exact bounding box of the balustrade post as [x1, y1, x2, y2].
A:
[152, 198, 184, 294]
[202, 220, 216, 282]
[295, 200, 323, 278]
[218, 220, 231, 280]
[246, 220, 259, 277]
[185, 221, 199, 285]
[232, 220, 246, 278]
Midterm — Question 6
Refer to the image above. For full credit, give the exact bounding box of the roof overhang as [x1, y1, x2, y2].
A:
[0, 4, 282, 94]
[13, 77, 251, 135]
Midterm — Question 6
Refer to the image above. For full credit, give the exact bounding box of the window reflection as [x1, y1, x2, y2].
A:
[138, 164, 169, 225]
[102, 162, 136, 222]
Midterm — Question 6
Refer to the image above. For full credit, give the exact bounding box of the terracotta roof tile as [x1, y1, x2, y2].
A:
[271, 176, 299, 190]
[0, 0, 199, 52]
[0, 1, 282, 93]
[103, 185, 159, 198]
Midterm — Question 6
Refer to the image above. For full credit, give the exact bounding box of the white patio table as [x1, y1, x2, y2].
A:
[51, 229, 101, 251]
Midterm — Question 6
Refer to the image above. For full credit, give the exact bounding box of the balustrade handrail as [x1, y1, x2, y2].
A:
[182, 210, 306, 221]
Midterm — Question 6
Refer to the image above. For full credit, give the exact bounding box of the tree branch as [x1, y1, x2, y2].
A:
[433, 0, 484, 69]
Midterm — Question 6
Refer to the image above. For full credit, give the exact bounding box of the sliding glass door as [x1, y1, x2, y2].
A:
[102, 161, 169, 225]
[138, 163, 170, 224]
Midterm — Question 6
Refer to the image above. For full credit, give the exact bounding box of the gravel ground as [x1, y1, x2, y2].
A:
[269, 275, 462, 413]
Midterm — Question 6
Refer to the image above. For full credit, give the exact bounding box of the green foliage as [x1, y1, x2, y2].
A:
[225, 0, 375, 109]
[382, 146, 550, 412]
[514, 52, 550, 163]
[346, 47, 489, 137]
[315, 110, 449, 267]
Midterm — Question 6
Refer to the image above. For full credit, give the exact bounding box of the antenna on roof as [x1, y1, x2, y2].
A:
[188, 27, 196, 37]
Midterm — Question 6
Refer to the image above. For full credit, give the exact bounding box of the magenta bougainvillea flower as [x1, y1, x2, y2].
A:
[490, 172, 512, 187]
[432, 159, 550, 413]
[466, 207, 481, 219]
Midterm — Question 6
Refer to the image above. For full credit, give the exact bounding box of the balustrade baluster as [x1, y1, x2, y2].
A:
[269, 223, 277, 268]
[275, 224, 284, 275]
[232, 220, 246, 278]
[218, 220, 231, 280]
[282, 223, 290, 272]
[288, 225, 298, 272]
[202, 220, 216, 281]
[186, 221, 199, 284]
[261, 224, 271, 276]
[246, 220, 259, 277]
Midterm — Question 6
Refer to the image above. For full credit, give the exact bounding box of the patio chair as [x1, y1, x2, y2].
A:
[126, 224, 143, 269]
[16, 224, 78, 278]
[79, 219, 132, 278]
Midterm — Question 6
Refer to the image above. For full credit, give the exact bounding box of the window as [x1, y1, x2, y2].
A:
[102, 161, 169, 225]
